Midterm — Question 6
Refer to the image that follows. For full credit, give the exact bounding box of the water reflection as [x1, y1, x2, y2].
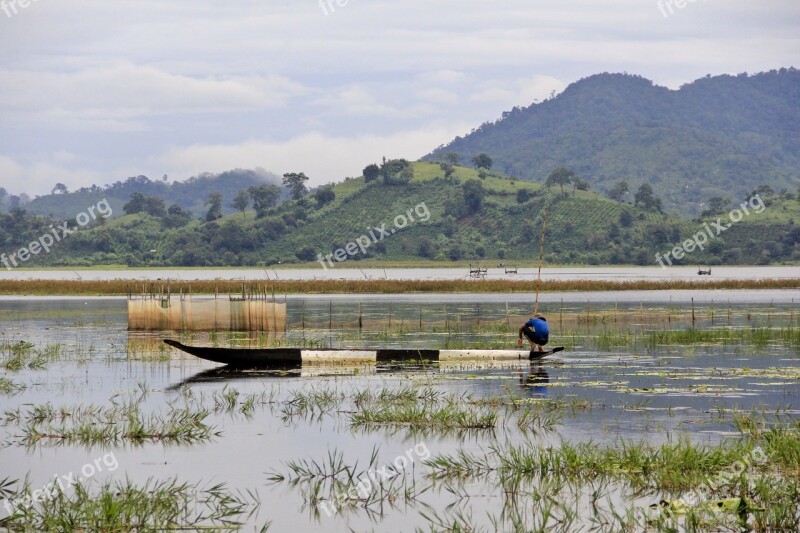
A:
[519, 363, 550, 396]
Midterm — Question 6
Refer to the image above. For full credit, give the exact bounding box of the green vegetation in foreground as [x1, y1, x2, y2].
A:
[0, 341, 62, 371]
[2, 398, 218, 447]
[0, 377, 25, 395]
[280, 385, 567, 433]
[0, 382, 278, 448]
[0, 478, 265, 531]
[350, 400, 497, 430]
[424, 418, 800, 532]
[270, 384, 800, 532]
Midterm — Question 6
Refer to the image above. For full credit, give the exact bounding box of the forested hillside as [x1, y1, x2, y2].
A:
[2, 162, 797, 268]
[426, 69, 800, 214]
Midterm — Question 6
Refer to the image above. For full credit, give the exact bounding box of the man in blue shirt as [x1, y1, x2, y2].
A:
[517, 314, 549, 353]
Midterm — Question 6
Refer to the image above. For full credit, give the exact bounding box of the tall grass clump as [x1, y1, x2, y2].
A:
[0, 341, 60, 371]
[267, 447, 428, 520]
[0, 478, 264, 531]
[351, 401, 497, 430]
[0, 377, 25, 395]
[3, 397, 218, 447]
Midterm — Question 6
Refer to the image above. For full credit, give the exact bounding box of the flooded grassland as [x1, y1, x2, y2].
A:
[0, 292, 799, 532]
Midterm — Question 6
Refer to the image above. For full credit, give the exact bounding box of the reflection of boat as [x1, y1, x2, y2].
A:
[168, 359, 548, 389]
[166, 366, 303, 389]
[164, 339, 536, 367]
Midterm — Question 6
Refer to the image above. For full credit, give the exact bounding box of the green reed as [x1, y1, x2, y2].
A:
[0, 478, 265, 531]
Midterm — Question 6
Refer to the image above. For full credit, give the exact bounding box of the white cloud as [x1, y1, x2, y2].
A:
[470, 75, 568, 108]
[154, 125, 472, 187]
[0, 0, 797, 194]
[416, 88, 460, 105]
[0, 155, 105, 197]
[313, 86, 404, 117]
[0, 63, 305, 131]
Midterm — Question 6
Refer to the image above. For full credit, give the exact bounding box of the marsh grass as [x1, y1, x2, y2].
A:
[0, 339, 97, 371]
[267, 447, 429, 520]
[0, 340, 56, 371]
[423, 424, 800, 531]
[281, 387, 346, 420]
[0, 477, 265, 531]
[2, 277, 798, 296]
[642, 327, 795, 349]
[351, 401, 497, 430]
[208, 385, 274, 417]
[2, 396, 218, 447]
[0, 377, 25, 395]
[425, 437, 759, 492]
[279, 385, 498, 430]
[274, 385, 571, 434]
[0, 477, 16, 500]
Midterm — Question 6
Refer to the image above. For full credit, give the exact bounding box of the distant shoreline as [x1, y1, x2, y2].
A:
[0, 278, 798, 296]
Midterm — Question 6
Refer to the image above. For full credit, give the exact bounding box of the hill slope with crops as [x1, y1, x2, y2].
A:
[5, 161, 796, 268]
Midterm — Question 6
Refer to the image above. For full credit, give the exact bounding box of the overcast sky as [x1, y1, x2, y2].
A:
[0, 0, 797, 196]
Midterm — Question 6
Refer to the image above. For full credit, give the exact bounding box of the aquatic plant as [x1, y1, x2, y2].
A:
[0, 377, 25, 395]
[351, 401, 497, 430]
[0, 478, 264, 531]
[3, 397, 219, 447]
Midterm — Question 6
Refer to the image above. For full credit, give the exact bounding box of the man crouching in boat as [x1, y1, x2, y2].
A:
[517, 314, 549, 353]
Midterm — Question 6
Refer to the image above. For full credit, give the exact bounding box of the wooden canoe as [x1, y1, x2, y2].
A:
[164, 340, 562, 367]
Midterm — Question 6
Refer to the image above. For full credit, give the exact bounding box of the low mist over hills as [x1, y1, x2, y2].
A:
[426, 69, 800, 214]
[1, 168, 283, 220]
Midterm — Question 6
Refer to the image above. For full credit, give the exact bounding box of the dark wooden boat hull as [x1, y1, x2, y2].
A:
[163, 340, 561, 368]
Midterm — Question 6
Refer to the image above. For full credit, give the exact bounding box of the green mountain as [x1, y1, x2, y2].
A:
[426, 69, 800, 214]
[3, 162, 797, 268]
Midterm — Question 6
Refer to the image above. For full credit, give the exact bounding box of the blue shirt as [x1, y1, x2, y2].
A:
[524, 317, 549, 336]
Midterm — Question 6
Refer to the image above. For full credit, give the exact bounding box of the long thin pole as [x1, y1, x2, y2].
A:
[534, 205, 548, 315]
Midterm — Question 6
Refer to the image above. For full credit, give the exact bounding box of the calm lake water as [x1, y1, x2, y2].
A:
[1, 265, 798, 281]
[1, 293, 798, 531]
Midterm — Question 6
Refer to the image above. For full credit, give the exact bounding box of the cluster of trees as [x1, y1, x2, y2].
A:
[444, 179, 485, 218]
[229, 173, 334, 219]
[544, 168, 590, 197]
[0, 207, 56, 249]
[123, 192, 193, 228]
[604, 180, 662, 212]
[363, 158, 414, 185]
[439, 152, 493, 170]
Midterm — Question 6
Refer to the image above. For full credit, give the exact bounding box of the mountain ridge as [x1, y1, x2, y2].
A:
[426, 69, 800, 214]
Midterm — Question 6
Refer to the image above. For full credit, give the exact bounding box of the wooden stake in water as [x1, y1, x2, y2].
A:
[534, 205, 548, 315]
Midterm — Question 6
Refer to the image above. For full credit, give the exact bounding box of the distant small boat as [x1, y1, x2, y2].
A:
[698, 268, 712, 276]
[164, 340, 562, 367]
